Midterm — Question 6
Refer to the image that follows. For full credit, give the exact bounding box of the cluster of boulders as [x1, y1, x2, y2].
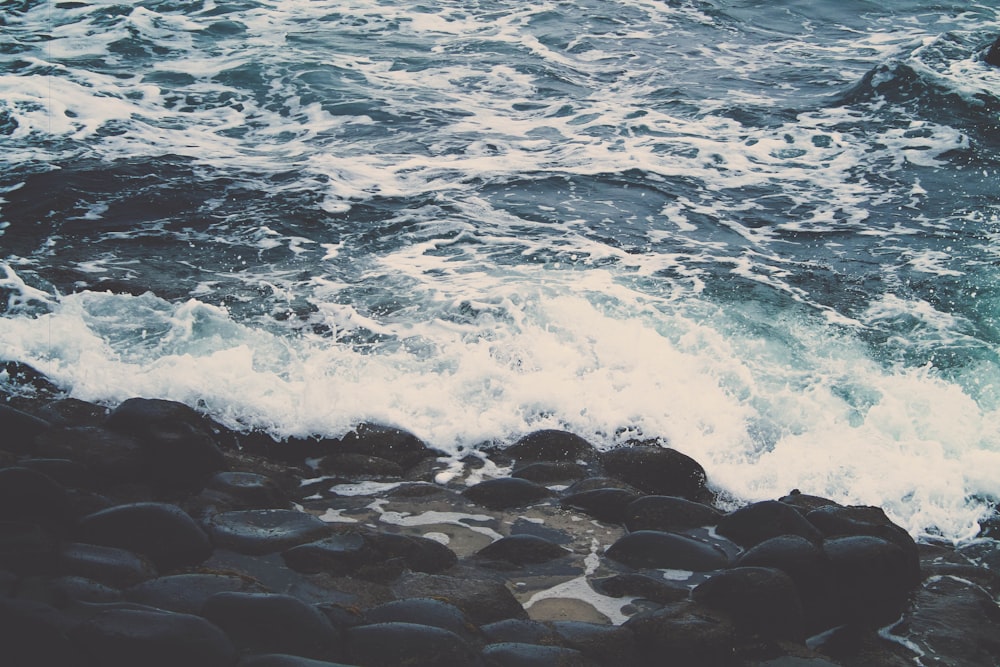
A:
[1, 361, 999, 666]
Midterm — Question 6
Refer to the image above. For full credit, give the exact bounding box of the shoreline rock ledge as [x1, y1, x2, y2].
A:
[2, 385, 1000, 666]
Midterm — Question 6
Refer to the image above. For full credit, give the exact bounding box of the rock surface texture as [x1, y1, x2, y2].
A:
[1, 380, 998, 666]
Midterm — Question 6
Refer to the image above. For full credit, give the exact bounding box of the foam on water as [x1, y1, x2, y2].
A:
[2, 0, 1000, 544]
[2, 263, 999, 542]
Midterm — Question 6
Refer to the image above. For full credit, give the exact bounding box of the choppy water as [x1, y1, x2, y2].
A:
[2, 0, 1000, 541]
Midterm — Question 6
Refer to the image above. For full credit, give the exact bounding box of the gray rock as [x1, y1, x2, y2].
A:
[605, 530, 730, 571]
[76, 502, 212, 570]
[206, 509, 331, 555]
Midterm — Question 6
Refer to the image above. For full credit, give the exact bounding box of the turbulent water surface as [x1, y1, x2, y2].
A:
[2, 0, 1000, 541]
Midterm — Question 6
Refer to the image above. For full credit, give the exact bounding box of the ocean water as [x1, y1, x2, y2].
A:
[2, 0, 999, 542]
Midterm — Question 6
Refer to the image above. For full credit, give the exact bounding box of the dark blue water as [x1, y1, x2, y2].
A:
[2, 0, 999, 541]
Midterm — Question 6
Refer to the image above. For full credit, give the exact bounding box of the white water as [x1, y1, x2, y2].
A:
[2, 265, 999, 542]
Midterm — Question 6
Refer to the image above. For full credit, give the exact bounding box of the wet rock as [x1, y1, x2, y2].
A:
[985, 36, 1000, 67]
[505, 430, 598, 463]
[512, 461, 587, 484]
[206, 509, 331, 555]
[364, 531, 458, 574]
[481, 642, 594, 666]
[345, 621, 482, 667]
[806, 504, 919, 586]
[202, 591, 342, 661]
[551, 620, 638, 667]
[282, 533, 371, 575]
[17, 457, 95, 490]
[464, 477, 553, 510]
[716, 500, 823, 548]
[0, 403, 51, 454]
[562, 476, 638, 494]
[623, 495, 722, 533]
[605, 530, 730, 571]
[823, 535, 917, 628]
[734, 535, 833, 633]
[778, 489, 841, 514]
[125, 572, 267, 614]
[601, 445, 707, 500]
[475, 534, 570, 566]
[624, 602, 738, 667]
[559, 487, 639, 524]
[30, 574, 122, 605]
[239, 655, 358, 667]
[0, 597, 87, 666]
[893, 575, 1000, 666]
[36, 398, 108, 427]
[35, 426, 148, 486]
[76, 502, 212, 570]
[365, 597, 478, 640]
[207, 471, 291, 510]
[479, 618, 561, 645]
[692, 566, 805, 642]
[59, 542, 158, 588]
[394, 572, 529, 625]
[0, 466, 69, 527]
[104, 397, 228, 490]
[592, 573, 689, 604]
[317, 452, 403, 479]
[0, 521, 59, 574]
[336, 423, 440, 470]
[70, 607, 236, 667]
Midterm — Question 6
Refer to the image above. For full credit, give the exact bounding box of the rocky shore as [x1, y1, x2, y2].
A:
[1, 362, 999, 666]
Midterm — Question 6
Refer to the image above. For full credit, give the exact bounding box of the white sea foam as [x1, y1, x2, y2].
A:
[2, 261, 998, 542]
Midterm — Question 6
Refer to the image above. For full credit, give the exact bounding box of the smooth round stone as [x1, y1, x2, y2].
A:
[601, 445, 707, 500]
[365, 598, 476, 640]
[207, 471, 290, 510]
[550, 620, 639, 666]
[624, 603, 737, 667]
[202, 591, 342, 661]
[692, 567, 805, 642]
[511, 461, 587, 484]
[823, 535, 915, 627]
[125, 573, 266, 614]
[0, 404, 51, 454]
[282, 533, 370, 575]
[0, 467, 70, 526]
[239, 655, 358, 667]
[806, 504, 918, 585]
[76, 502, 212, 570]
[363, 531, 458, 574]
[592, 574, 689, 604]
[0, 521, 58, 574]
[716, 500, 824, 548]
[393, 572, 528, 625]
[35, 426, 147, 485]
[59, 542, 158, 588]
[0, 597, 87, 666]
[104, 397, 227, 489]
[560, 488, 639, 524]
[30, 575, 122, 605]
[317, 452, 403, 479]
[623, 495, 722, 533]
[206, 509, 331, 555]
[475, 534, 570, 565]
[70, 607, 235, 667]
[734, 535, 833, 632]
[345, 622, 482, 667]
[335, 423, 438, 470]
[505, 430, 598, 463]
[463, 477, 553, 510]
[605, 530, 730, 571]
[479, 619, 561, 645]
[481, 642, 593, 666]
